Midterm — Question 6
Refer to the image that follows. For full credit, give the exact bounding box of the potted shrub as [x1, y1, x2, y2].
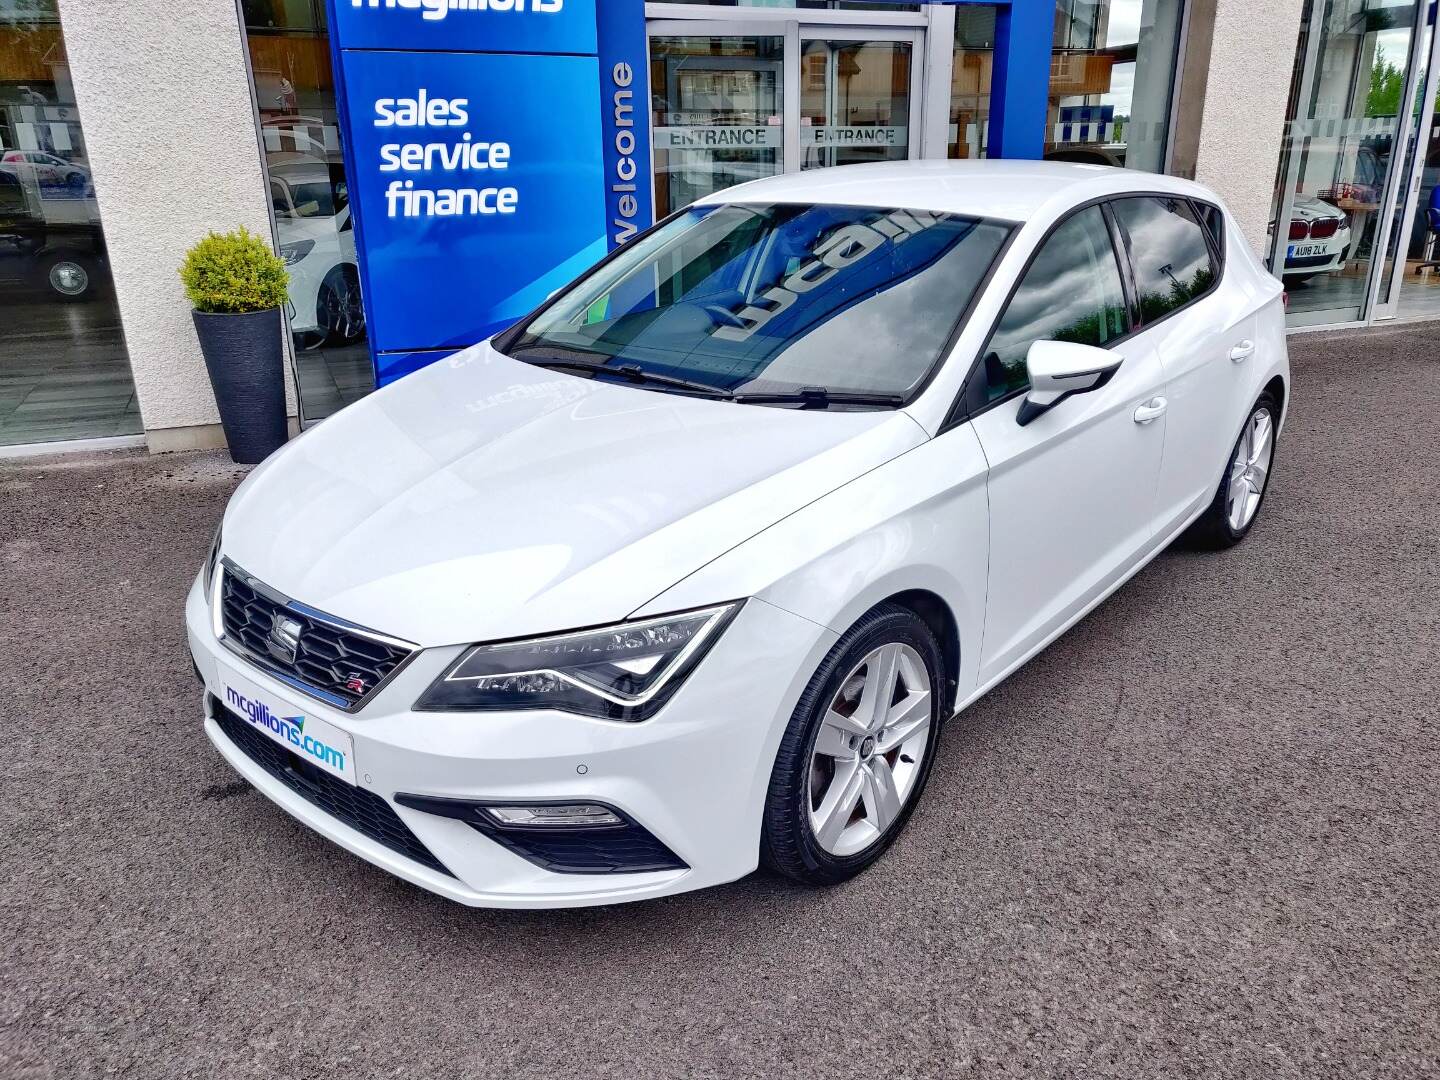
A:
[179, 227, 290, 464]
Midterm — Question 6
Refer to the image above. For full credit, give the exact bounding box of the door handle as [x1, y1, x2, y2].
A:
[1230, 340, 1256, 362]
[1133, 397, 1167, 425]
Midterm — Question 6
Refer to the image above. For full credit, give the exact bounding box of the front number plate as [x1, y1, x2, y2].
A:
[218, 671, 357, 785]
[1288, 242, 1327, 259]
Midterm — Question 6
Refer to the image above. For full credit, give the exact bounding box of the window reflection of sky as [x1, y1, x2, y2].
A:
[989, 209, 1125, 375]
[518, 204, 1011, 400]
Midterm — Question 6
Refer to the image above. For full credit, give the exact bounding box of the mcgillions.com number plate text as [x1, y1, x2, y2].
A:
[221, 674, 357, 785]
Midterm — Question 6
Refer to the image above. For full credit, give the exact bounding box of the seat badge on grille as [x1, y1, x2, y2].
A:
[343, 672, 368, 695]
[266, 613, 303, 666]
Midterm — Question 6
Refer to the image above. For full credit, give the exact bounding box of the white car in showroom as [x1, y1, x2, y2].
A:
[1278, 193, 1351, 282]
[186, 161, 1289, 908]
[268, 160, 364, 346]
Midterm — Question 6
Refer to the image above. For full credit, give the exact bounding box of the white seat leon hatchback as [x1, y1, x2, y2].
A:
[187, 161, 1289, 908]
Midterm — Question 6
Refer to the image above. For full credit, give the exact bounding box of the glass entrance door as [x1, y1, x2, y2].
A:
[1268, 0, 1430, 327]
[649, 33, 785, 219]
[1376, 13, 1440, 320]
[1393, 89, 1440, 317]
[799, 33, 920, 170]
[648, 21, 924, 219]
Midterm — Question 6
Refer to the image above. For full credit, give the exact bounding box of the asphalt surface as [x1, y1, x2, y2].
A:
[3, 324, 1439, 1079]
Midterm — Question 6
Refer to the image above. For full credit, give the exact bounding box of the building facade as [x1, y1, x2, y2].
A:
[2, 0, 1434, 455]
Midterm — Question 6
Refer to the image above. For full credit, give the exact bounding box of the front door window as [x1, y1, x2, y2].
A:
[978, 205, 1129, 403]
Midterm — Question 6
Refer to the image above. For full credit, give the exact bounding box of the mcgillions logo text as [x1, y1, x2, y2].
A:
[225, 686, 347, 773]
[351, 0, 562, 22]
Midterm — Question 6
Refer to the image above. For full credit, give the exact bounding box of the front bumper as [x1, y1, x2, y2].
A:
[185, 572, 835, 908]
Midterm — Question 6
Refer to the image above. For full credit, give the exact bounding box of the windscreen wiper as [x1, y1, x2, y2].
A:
[526, 357, 732, 399]
[731, 386, 906, 410]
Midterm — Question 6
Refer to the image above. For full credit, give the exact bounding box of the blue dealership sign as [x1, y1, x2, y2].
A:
[324, 0, 1050, 387]
[329, 0, 597, 56]
[325, 0, 643, 385]
[338, 49, 605, 356]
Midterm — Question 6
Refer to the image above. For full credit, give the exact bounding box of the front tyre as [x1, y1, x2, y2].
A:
[1186, 391, 1279, 549]
[761, 604, 945, 886]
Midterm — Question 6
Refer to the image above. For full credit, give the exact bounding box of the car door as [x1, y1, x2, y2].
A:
[1108, 196, 1251, 535]
[965, 203, 1170, 686]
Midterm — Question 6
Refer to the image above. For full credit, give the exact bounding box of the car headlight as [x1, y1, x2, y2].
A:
[415, 602, 741, 721]
[280, 239, 314, 265]
[203, 522, 223, 598]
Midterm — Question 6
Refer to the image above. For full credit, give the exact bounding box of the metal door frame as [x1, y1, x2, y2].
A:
[1372, 10, 1440, 320]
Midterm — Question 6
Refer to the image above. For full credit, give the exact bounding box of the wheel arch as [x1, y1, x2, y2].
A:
[1263, 373, 1287, 424]
[876, 589, 960, 713]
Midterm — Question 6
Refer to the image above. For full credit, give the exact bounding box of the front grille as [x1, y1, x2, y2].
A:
[219, 564, 413, 710]
[212, 697, 454, 878]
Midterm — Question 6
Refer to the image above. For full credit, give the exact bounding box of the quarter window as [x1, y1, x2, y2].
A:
[976, 205, 1128, 403]
[1195, 201, 1225, 258]
[1111, 197, 1218, 324]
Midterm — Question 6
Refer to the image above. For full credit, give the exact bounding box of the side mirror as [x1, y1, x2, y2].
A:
[1017, 340, 1122, 427]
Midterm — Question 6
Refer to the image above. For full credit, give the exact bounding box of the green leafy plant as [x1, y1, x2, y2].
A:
[178, 226, 289, 314]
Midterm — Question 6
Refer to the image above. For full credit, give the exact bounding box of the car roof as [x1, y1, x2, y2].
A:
[694, 160, 1219, 224]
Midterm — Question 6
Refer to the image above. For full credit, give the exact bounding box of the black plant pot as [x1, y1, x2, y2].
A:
[192, 307, 288, 465]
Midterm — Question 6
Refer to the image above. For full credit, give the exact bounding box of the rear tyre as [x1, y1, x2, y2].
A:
[1186, 391, 1279, 549]
[761, 604, 945, 886]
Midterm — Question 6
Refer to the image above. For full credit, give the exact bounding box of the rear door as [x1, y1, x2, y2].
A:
[1108, 196, 1252, 536]
[966, 203, 1170, 686]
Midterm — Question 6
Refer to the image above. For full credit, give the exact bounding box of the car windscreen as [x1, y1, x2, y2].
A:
[501, 202, 1012, 402]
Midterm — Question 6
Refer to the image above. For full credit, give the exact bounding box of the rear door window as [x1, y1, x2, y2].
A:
[1110, 196, 1219, 325]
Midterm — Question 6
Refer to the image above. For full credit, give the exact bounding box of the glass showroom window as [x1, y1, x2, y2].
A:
[241, 0, 373, 421]
[949, 5, 996, 159]
[1047, 0, 1186, 172]
[0, 2, 139, 447]
[1268, 0, 1427, 327]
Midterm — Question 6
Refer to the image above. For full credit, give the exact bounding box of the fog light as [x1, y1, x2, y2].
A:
[484, 804, 623, 828]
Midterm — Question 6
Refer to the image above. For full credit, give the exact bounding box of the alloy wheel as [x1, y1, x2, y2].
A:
[1226, 406, 1275, 531]
[321, 271, 365, 342]
[807, 642, 933, 857]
